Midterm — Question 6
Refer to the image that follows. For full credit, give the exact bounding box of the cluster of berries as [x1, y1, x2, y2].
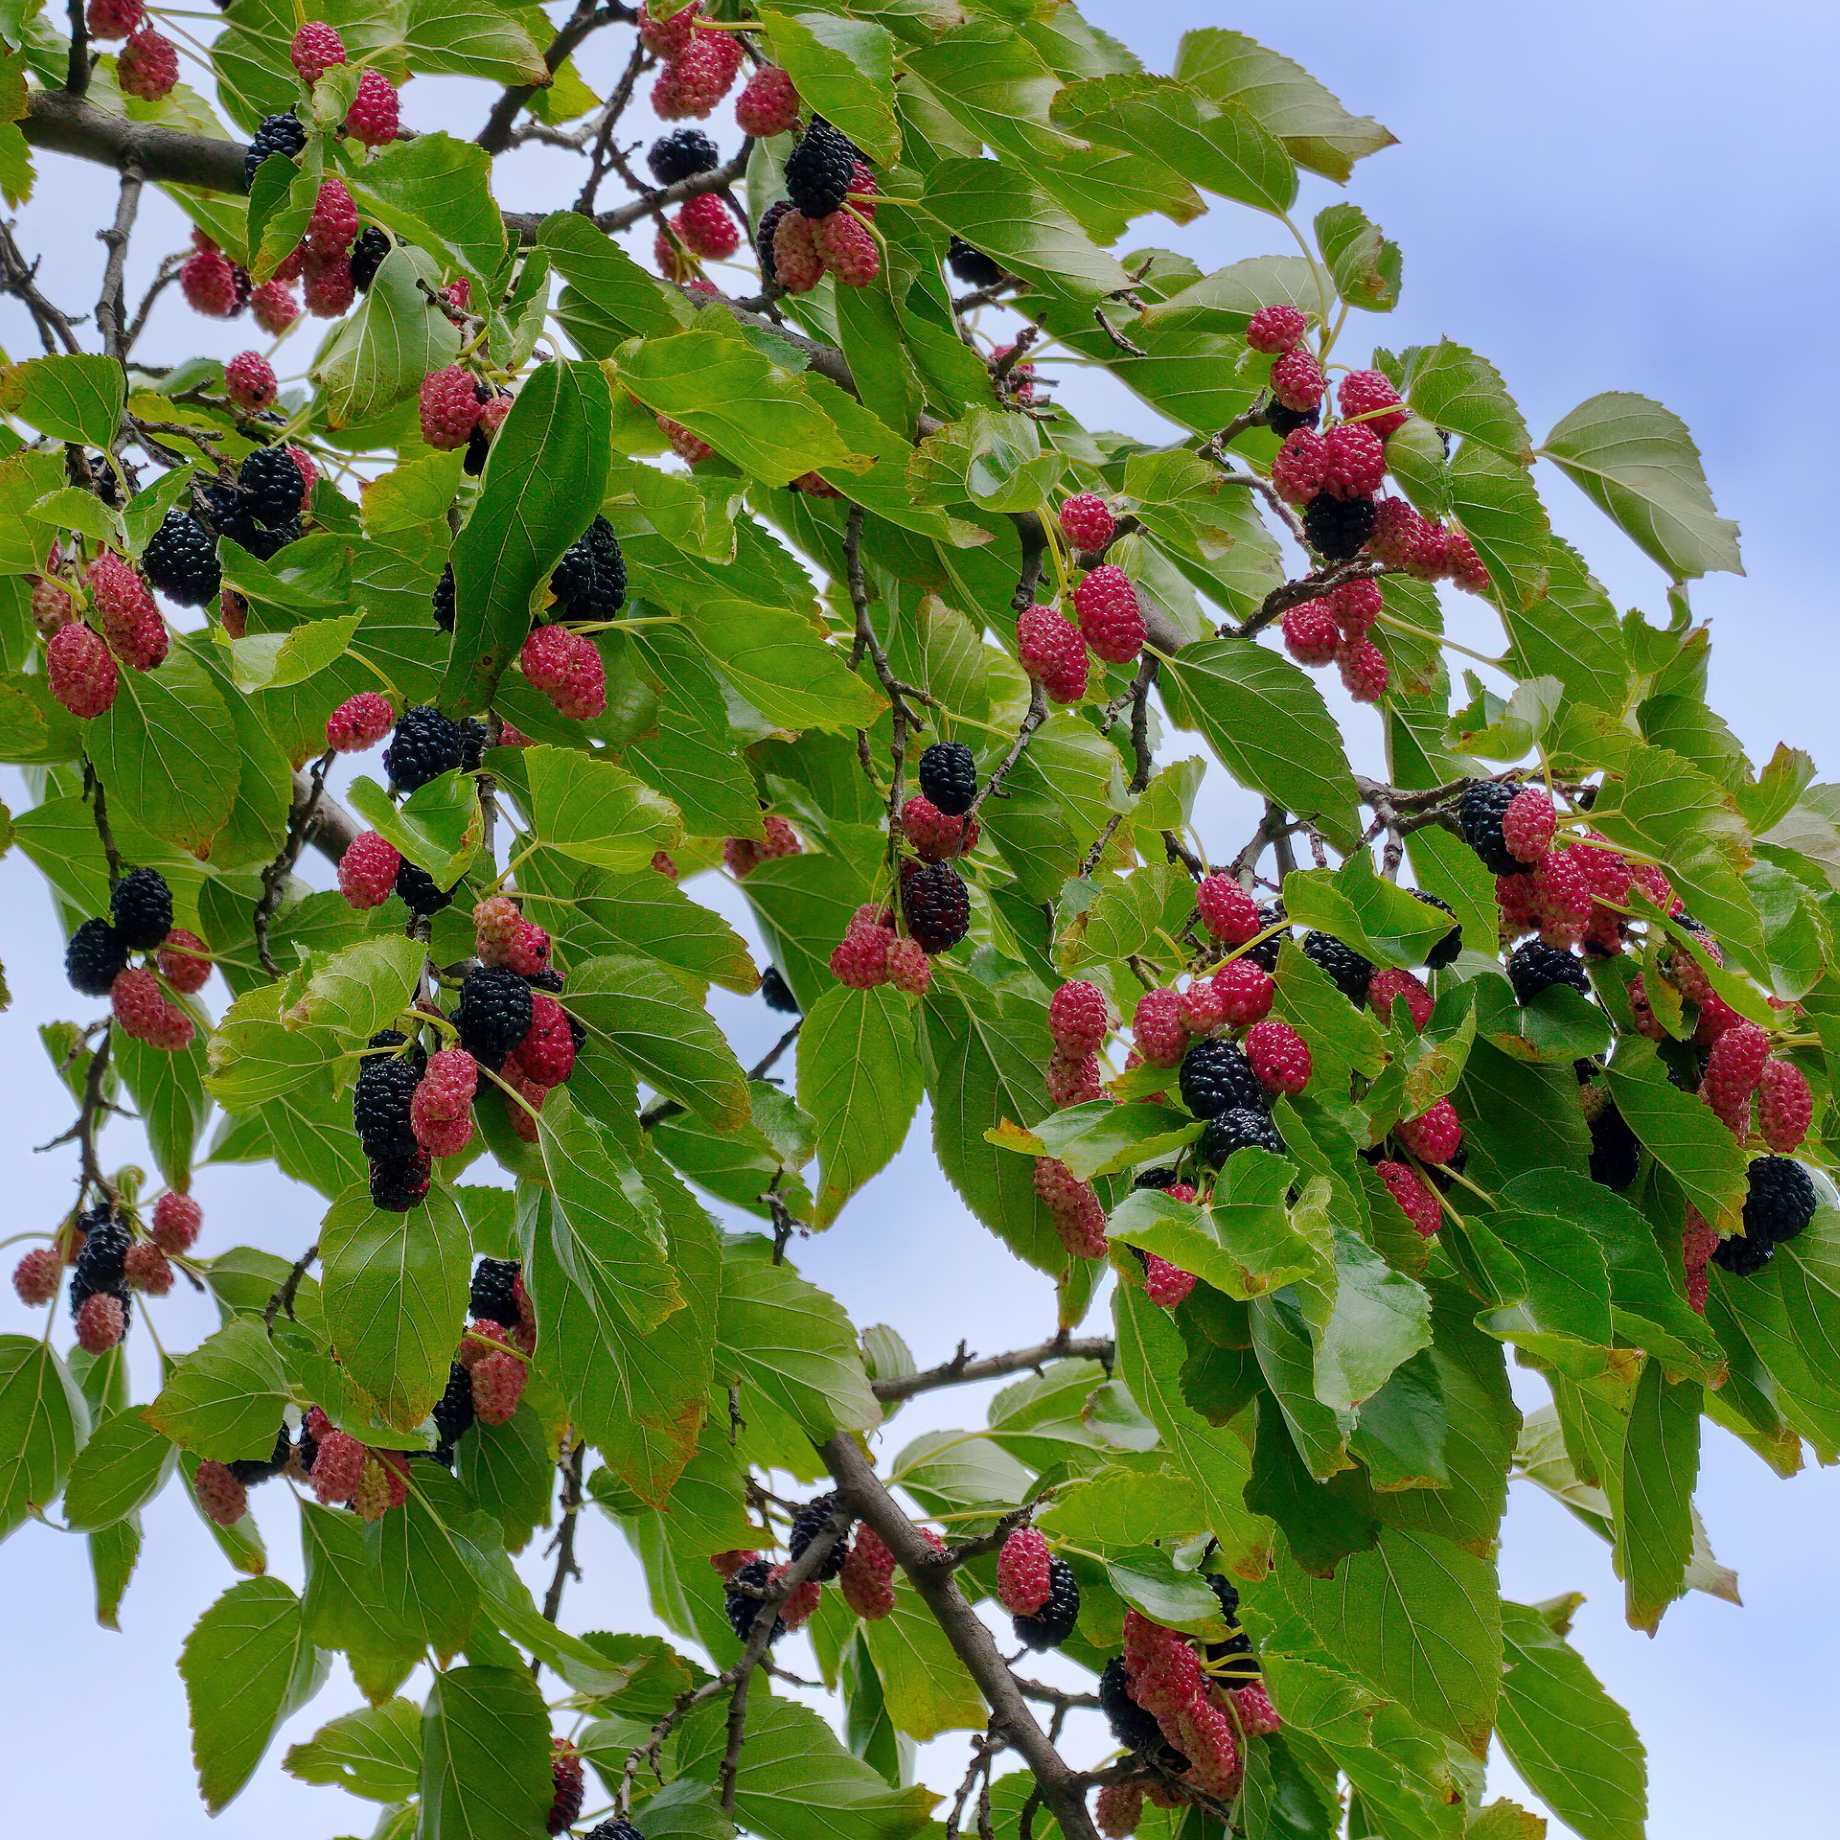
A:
[1278, 575, 1389, 703]
[757, 119, 881, 292]
[1091, 1586, 1279, 1827]
[723, 814, 803, 880]
[64, 868, 207, 1051]
[715, 1491, 856, 1644]
[640, 0, 744, 120]
[440, 1255, 538, 1437]
[189, 1417, 301, 1529]
[12, 1191, 183, 1351]
[45, 547, 167, 719]
[1014, 495, 1145, 705]
[994, 1525, 1082, 1649]
[87, 0, 179, 102]
[418, 365, 513, 474]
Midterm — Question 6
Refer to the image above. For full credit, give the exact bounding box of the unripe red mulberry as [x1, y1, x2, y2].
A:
[813, 208, 880, 286]
[1053, 1186, 1109, 1260]
[546, 1741, 583, 1838]
[1327, 577, 1383, 639]
[1212, 960, 1274, 1026]
[1397, 1097, 1462, 1164]
[1530, 847, 1593, 949]
[86, 0, 142, 40]
[250, 279, 300, 335]
[520, 622, 577, 695]
[224, 349, 277, 412]
[88, 552, 165, 670]
[508, 994, 577, 1088]
[1758, 1060, 1814, 1154]
[1367, 967, 1433, 1031]
[1336, 635, 1388, 703]
[180, 245, 239, 318]
[771, 210, 825, 293]
[1270, 426, 1327, 505]
[1446, 529, 1490, 592]
[1501, 787, 1557, 863]
[12, 1247, 60, 1306]
[996, 1527, 1053, 1615]
[639, 0, 701, 56]
[1179, 977, 1226, 1037]
[1176, 1691, 1244, 1800]
[1196, 874, 1259, 945]
[829, 923, 891, 989]
[344, 68, 400, 146]
[290, 21, 347, 83]
[1046, 1048, 1103, 1106]
[900, 794, 975, 863]
[1269, 346, 1325, 412]
[194, 1459, 248, 1527]
[325, 691, 394, 753]
[886, 936, 931, 997]
[420, 365, 481, 451]
[1232, 1678, 1283, 1736]
[1281, 597, 1339, 665]
[471, 1350, 528, 1425]
[1319, 422, 1386, 499]
[338, 831, 402, 909]
[306, 176, 358, 257]
[152, 1191, 202, 1255]
[658, 414, 714, 463]
[117, 28, 178, 101]
[1143, 1254, 1197, 1309]
[111, 967, 193, 1050]
[1338, 368, 1408, 438]
[1049, 980, 1109, 1055]
[1095, 1782, 1144, 1838]
[124, 1240, 173, 1295]
[1245, 303, 1307, 354]
[303, 249, 355, 316]
[473, 896, 523, 965]
[1058, 493, 1116, 554]
[75, 1289, 126, 1353]
[1132, 988, 1187, 1067]
[1703, 1020, 1769, 1120]
[1072, 564, 1146, 665]
[839, 1524, 897, 1619]
[40, 591, 123, 695]
[725, 816, 802, 879]
[1682, 1208, 1719, 1314]
[1016, 604, 1088, 704]
[1245, 1019, 1310, 1095]
[675, 193, 739, 260]
[310, 1428, 367, 1504]
[503, 921, 551, 978]
[735, 64, 799, 137]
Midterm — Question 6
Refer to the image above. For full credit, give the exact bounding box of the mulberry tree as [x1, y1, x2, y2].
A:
[0, 4, 1831, 1838]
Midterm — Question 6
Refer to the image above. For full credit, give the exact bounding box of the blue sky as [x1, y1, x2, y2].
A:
[3, 4, 1836, 1833]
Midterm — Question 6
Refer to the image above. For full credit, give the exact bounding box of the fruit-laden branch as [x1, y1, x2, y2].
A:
[871, 1331, 1116, 1403]
[822, 1431, 1102, 1840]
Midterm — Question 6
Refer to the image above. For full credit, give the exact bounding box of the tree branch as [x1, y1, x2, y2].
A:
[254, 750, 335, 976]
[476, 1, 632, 155]
[537, 1438, 587, 1640]
[822, 1433, 1102, 1840]
[93, 168, 141, 361]
[872, 1331, 1114, 1404]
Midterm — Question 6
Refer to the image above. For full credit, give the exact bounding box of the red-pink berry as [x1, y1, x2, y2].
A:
[1132, 988, 1188, 1067]
[639, 0, 701, 55]
[250, 279, 300, 334]
[1281, 598, 1339, 666]
[157, 930, 211, 996]
[1232, 1679, 1283, 1737]
[12, 1247, 60, 1306]
[771, 210, 824, 293]
[654, 30, 743, 119]
[87, 0, 142, 35]
[1682, 1208, 1719, 1314]
[1531, 847, 1593, 949]
[224, 350, 277, 413]
[1053, 1186, 1108, 1260]
[1245, 1019, 1310, 1095]
[520, 623, 576, 694]
[840, 1526, 898, 1619]
[471, 1350, 527, 1425]
[508, 995, 577, 1088]
[658, 414, 714, 463]
[887, 936, 932, 997]
[1338, 369, 1408, 438]
[675, 193, 739, 261]
[290, 21, 347, 83]
[1045, 1046, 1101, 1107]
[1378, 1158, 1441, 1236]
[1245, 303, 1307, 354]
[1703, 1021, 1769, 1115]
[151, 1192, 202, 1255]
[901, 794, 974, 863]
[1048, 980, 1109, 1056]
[829, 924, 891, 989]
[180, 246, 239, 318]
[1179, 979, 1226, 1037]
[302, 249, 355, 317]
[503, 921, 551, 978]
[1196, 874, 1259, 945]
[47, 622, 118, 718]
[1368, 497, 1427, 570]
[420, 366, 481, 451]
[310, 1428, 367, 1504]
[117, 27, 178, 100]
[1058, 493, 1116, 554]
[1758, 1060, 1814, 1154]
[1270, 427, 1327, 505]
[1176, 1691, 1243, 1800]
[325, 691, 394, 753]
[1336, 635, 1388, 703]
[1501, 788, 1556, 864]
[1143, 1254, 1197, 1310]
[996, 1528, 1053, 1615]
[1319, 422, 1386, 499]
[194, 1459, 248, 1527]
[1213, 960, 1274, 1026]
[1367, 967, 1432, 1031]
[1269, 347, 1325, 412]
[1096, 1783, 1144, 1839]
[1446, 529, 1490, 592]
[111, 967, 193, 1050]
[1397, 1096, 1462, 1164]
[338, 831, 402, 909]
[124, 1240, 173, 1295]
[1327, 578, 1383, 639]
[735, 63, 799, 137]
[1016, 604, 1089, 704]
[306, 177, 358, 257]
[75, 1289, 126, 1353]
[813, 209, 880, 286]
[345, 68, 401, 146]
[88, 552, 165, 670]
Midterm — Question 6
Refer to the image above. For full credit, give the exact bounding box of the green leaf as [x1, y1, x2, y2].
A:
[180, 1578, 327, 1813]
[346, 131, 507, 300]
[567, 952, 751, 1130]
[1279, 1529, 1502, 1753]
[539, 211, 690, 349]
[1542, 392, 1743, 581]
[417, 1664, 554, 1840]
[798, 985, 922, 1227]
[674, 1693, 937, 1840]
[1602, 1038, 1750, 1232]
[284, 1698, 423, 1803]
[1112, 1286, 1272, 1578]
[222, 612, 366, 692]
[347, 769, 483, 888]
[920, 156, 1133, 301]
[1050, 75, 1298, 217]
[1613, 1360, 1701, 1633]
[1404, 340, 1531, 462]
[314, 243, 462, 429]
[114, 1019, 209, 1190]
[0, 352, 124, 446]
[523, 744, 684, 870]
[1105, 1545, 1231, 1636]
[146, 1319, 290, 1462]
[321, 1180, 473, 1430]
[439, 357, 613, 712]
[1449, 440, 1551, 612]
[1280, 854, 1457, 968]
[757, 9, 899, 163]
[0, 1335, 85, 1541]
[403, 0, 548, 81]
[572, 863, 758, 996]
[715, 1239, 880, 1442]
[1315, 202, 1401, 311]
[62, 1406, 175, 1531]
[1175, 28, 1395, 180]
[680, 596, 883, 733]
[861, 1589, 985, 1741]
[1497, 1601, 1647, 1840]
[1015, 1098, 1201, 1183]
[1163, 640, 1360, 850]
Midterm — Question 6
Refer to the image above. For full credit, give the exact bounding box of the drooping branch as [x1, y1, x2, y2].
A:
[821, 1433, 1102, 1840]
[872, 1331, 1115, 1404]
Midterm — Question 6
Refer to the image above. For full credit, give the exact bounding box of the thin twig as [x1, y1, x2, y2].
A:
[477, 0, 632, 155]
[965, 683, 1046, 822]
[82, 755, 123, 887]
[536, 1440, 587, 1645]
[262, 1240, 319, 1331]
[872, 1330, 1114, 1404]
[639, 1017, 801, 1132]
[1081, 655, 1158, 875]
[93, 168, 142, 360]
[0, 218, 81, 353]
[254, 750, 335, 977]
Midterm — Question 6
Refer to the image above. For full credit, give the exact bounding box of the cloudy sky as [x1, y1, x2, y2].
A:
[3, 3, 1835, 1833]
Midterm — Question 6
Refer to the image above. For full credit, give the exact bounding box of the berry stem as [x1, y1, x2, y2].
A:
[1374, 611, 1507, 671]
